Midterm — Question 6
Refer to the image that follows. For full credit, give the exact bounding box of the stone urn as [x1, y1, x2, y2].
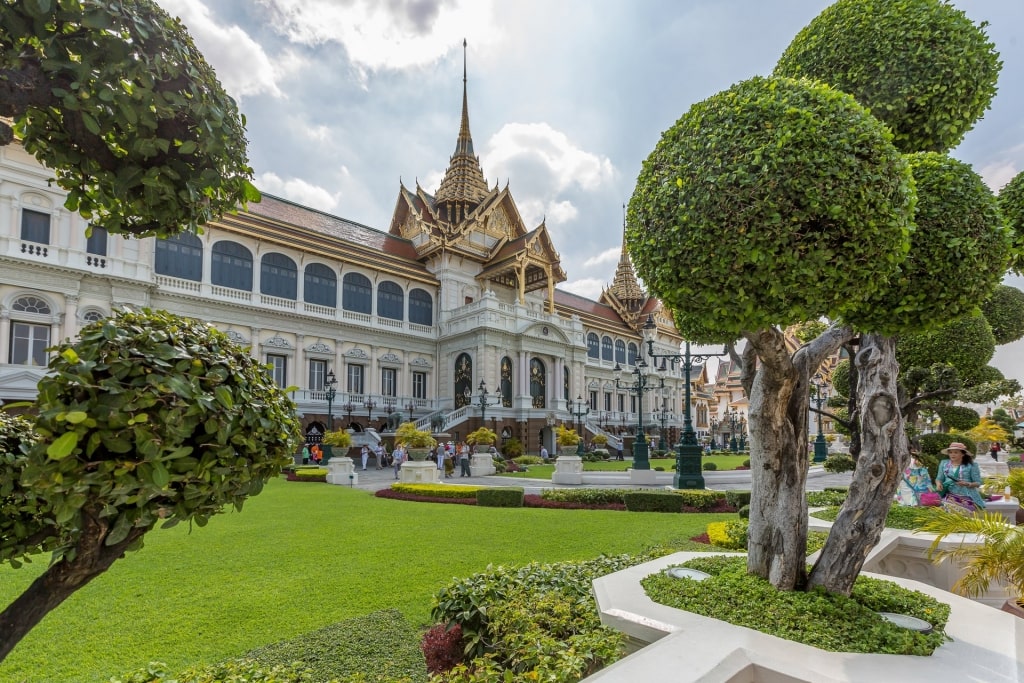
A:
[407, 447, 431, 461]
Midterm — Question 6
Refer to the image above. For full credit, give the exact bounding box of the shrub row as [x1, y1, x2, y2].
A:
[477, 488, 524, 507]
[391, 483, 483, 499]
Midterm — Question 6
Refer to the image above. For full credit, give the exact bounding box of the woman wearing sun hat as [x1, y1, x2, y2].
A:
[935, 442, 986, 510]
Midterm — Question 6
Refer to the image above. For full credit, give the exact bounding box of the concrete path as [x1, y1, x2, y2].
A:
[339, 462, 854, 495]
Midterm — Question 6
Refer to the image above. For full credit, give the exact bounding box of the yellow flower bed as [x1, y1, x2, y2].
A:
[391, 483, 483, 499]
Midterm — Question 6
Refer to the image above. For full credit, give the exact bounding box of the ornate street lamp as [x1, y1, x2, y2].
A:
[811, 378, 829, 463]
[324, 370, 338, 431]
[465, 379, 502, 424]
[613, 357, 664, 470]
[568, 395, 590, 455]
[709, 415, 719, 449]
[728, 408, 740, 453]
[405, 401, 416, 421]
[657, 397, 670, 451]
[343, 401, 356, 428]
[642, 314, 728, 489]
[365, 398, 377, 423]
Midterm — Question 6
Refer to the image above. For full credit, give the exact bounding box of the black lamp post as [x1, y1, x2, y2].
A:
[465, 379, 502, 425]
[642, 314, 728, 489]
[812, 379, 829, 463]
[324, 370, 338, 431]
[568, 395, 590, 455]
[728, 408, 740, 453]
[614, 357, 664, 471]
[709, 415, 719, 449]
[365, 398, 377, 423]
[343, 401, 356, 428]
[405, 401, 416, 421]
[657, 397, 670, 451]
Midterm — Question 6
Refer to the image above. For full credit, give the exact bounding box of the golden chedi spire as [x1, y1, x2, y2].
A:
[435, 39, 490, 208]
[609, 207, 645, 302]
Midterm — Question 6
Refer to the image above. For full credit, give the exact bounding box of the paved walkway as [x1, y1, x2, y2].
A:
[341, 462, 854, 495]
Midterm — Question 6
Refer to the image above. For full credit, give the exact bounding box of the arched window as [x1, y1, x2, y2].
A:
[615, 340, 626, 364]
[601, 336, 613, 362]
[155, 232, 203, 281]
[628, 343, 639, 366]
[377, 281, 404, 320]
[304, 263, 336, 308]
[409, 288, 433, 326]
[9, 295, 52, 366]
[211, 241, 253, 291]
[530, 358, 546, 408]
[587, 333, 599, 359]
[260, 253, 297, 299]
[454, 353, 473, 408]
[82, 310, 105, 324]
[500, 356, 513, 407]
[342, 273, 372, 313]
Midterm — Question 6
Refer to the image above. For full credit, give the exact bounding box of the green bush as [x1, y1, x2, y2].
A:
[806, 490, 848, 507]
[644, 556, 950, 655]
[742, 459, 751, 468]
[476, 487, 524, 508]
[725, 491, 752, 508]
[702, 462, 718, 471]
[514, 456, 544, 466]
[674, 489, 727, 511]
[293, 468, 327, 480]
[501, 438, 525, 459]
[112, 610, 426, 682]
[823, 452, 856, 473]
[540, 489, 631, 505]
[919, 433, 978, 479]
[623, 491, 685, 513]
[391, 483, 481, 499]
[738, 505, 750, 520]
[811, 503, 940, 530]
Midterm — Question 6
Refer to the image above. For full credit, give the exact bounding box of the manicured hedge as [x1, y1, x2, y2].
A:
[477, 487, 524, 508]
[674, 489, 728, 511]
[392, 483, 483, 499]
[725, 490, 752, 508]
[623, 491, 685, 513]
[540, 488, 634, 505]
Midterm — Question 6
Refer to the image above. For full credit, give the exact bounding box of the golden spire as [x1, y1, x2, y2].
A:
[609, 204, 644, 301]
[435, 39, 490, 207]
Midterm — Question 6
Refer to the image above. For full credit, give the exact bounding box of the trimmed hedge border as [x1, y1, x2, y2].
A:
[623, 491, 685, 513]
[477, 487, 524, 507]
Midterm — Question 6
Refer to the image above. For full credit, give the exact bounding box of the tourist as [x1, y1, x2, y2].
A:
[896, 450, 938, 506]
[392, 443, 406, 479]
[444, 448, 455, 478]
[310, 443, 322, 465]
[935, 442, 986, 510]
[540, 445, 548, 461]
[990, 441, 1001, 461]
[459, 442, 471, 477]
[375, 443, 385, 469]
[360, 444, 369, 471]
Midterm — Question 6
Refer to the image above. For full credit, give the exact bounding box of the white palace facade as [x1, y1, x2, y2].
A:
[0, 74, 716, 455]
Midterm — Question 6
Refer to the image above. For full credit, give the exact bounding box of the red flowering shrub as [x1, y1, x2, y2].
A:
[421, 623, 464, 674]
[523, 494, 626, 511]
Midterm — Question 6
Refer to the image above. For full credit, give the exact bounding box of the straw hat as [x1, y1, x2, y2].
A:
[940, 442, 969, 455]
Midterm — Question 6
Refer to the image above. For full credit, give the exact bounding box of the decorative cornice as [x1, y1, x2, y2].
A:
[264, 335, 291, 349]
[410, 357, 433, 368]
[308, 342, 332, 354]
[379, 352, 401, 364]
[345, 348, 369, 359]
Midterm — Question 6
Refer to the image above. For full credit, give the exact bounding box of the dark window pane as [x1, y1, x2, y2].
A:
[155, 232, 203, 281]
[20, 209, 50, 244]
[260, 252, 297, 299]
[409, 288, 433, 325]
[342, 273, 372, 313]
[212, 241, 253, 291]
[304, 263, 337, 307]
[377, 281, 404, 320]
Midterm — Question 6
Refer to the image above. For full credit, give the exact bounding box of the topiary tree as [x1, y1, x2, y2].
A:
[629, 0, 1009, 595]
[936, 405, 982, 432]
[0, 0, 259, 238]
[981, 285, 1024, 345]
[0, 309, 301, 661]
[999, 172, 1024, 274]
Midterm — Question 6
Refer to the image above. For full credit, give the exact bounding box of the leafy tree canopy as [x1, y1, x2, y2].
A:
[998, 171, 1024, 274]
[936, 404, 981, 432]
[627, 75, 913, 342]
[830, 359, 850, 399]
[0, 0, 259, 238]
[775, 0, 1000, 154]
[848, 152, 1010, 332]
[896, 312, 995, 382]
[981, 284, 1024, 345]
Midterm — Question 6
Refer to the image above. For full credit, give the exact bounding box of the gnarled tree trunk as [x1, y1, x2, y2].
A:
[808, 333, 908, 595]
[744, 324, 852, 590]
[0, 510, 147, 662]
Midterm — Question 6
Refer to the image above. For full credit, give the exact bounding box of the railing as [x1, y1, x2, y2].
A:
[155, 274, 202, 293]
[211, 285, 252, 302]
[259, 293, 297, 310]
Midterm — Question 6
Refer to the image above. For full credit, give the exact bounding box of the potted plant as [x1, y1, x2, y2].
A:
[395, 421, 436, 460]
[466, 427, 497, 453]
[555, 424, 581, 455]
[322, 428, 353, 460]
[591, 433, 610, 459]
[920, 508, 1024, 617]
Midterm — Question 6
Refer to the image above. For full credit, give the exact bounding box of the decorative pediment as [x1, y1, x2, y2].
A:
[264, 335, 291, 349]
[307, 342, 332, 354]
[379, 352, 401, 365]
[345, 348, 369, 359]
[227, 330, 249, 345]
[410, 357, 433, 368]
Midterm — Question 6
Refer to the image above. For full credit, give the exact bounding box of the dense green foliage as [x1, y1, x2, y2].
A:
[805, 489, 848, 507]
[774, 0, 1000, 154]
[0, 0, 259, 238]
[627, 75, 913, 341]
[623, 491, 684, 513]
[936, 405, 981, 431]
[854, 152, 1009, 331]
[811, 504, 940, 531]
[982, 285, 1024, 344]
[643, 556, 950, 655]
[897, 312, 996, 384]
[830, 359, 850, 399]
[823, 452, 855, 473]
[475, 487, 524, 508]
[999, 171, 1024, 274]
[112, 611, 425, 682]
[917, 433, 978, 478]
[0, 479, 725, 681]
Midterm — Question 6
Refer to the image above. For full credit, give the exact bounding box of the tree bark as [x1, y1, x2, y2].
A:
[808, 333, 908, 595]
[744, 324, 852, 590]
[0, 511, 147, 663]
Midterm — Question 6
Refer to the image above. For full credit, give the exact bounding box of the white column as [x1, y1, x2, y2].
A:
[0, 310, 10, 364]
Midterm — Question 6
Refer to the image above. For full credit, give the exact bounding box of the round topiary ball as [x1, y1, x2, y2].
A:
[830, 359, 850, 399]
[627, 75, 913, 342]
[775, 0, 1000, 154]
[982, 285, 1024, 345]
[738, 504, 750, 520]
[936, 405, 981, 432]
[896, 311, 996, 382]
[846, 152, 1009, 333]
[999, 172, 1024, 274]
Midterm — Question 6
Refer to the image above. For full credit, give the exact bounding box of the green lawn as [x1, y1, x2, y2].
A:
[0, 478, 729, 683]
[497, 454, 749, 479]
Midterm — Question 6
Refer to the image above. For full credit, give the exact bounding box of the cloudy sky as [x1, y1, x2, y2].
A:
[155, 0, 1024, 386]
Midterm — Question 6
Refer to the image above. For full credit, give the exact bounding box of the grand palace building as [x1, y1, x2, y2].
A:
[0, 73, 737, 455]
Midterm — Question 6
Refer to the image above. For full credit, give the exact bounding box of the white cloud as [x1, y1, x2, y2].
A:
[583, 247, 621, 268]
[980, 160, 1020, 193]
[256, 172, 341, 213]
[483, 122, 616, 194]
[561, 278, 605, 300]
[546, 200, 578, 225]
[157, 0, 290, 100]
[256, 0, 500, 74]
